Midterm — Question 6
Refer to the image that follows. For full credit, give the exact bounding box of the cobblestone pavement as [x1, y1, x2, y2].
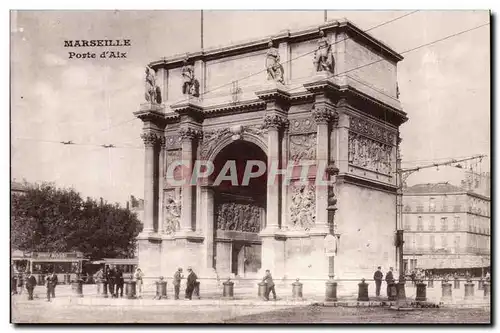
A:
[225, 305, 492, 324]
[11, 295, 491, 324]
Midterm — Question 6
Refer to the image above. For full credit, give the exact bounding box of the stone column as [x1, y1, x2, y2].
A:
[312, 106, 334, 233]
[201, 186, 216, 273]
[336, 108, 350, 173]
[140, 132, 160, 233]
[158, 137, 166, 233]
[281, 126, 289, 230]
[178, 127, 201, 233]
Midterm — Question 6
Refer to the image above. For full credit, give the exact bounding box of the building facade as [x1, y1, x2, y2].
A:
[402, 178, 490, 275]
[135, 19, 407, 281]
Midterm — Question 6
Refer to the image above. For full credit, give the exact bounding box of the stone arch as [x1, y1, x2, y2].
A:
[207, 132, 268, 163]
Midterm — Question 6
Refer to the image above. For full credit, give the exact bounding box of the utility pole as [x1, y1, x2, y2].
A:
[395, 153, 487, 279]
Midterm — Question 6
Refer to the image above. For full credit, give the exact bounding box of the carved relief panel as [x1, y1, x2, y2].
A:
[289, 133, 317, 162]
[288, 183, 316, 230]
[163, 189, 181, 234]
[165, 149, 182, 183]
[215, 202, 261, 233]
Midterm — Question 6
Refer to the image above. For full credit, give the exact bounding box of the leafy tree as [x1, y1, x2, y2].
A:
[11, 182, 142, 259]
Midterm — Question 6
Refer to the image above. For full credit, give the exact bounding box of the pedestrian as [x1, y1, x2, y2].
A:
[173, 268, 183, 300]
[385, 267, 394, 297]
[17, 272, 24, 295]
[134, 267, 144, 298]
[115, 267, 124, 298]
[185, 267, 197, 300]
[94, 267, 104, 294]
[106, 265, 116, 297]
[25, 271, 37, 301]
[45, 271, 58, 302]
[262, 269, 276, 301]
[373, 266, 383, 297]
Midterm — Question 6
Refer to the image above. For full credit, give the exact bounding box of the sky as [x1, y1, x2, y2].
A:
[10, 10, 490, 205]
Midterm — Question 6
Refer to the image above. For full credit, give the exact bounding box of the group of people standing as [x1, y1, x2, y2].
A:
[93, 265, 127, 298]
[373, 266, 395, 297]
[173, 267, 198, 300]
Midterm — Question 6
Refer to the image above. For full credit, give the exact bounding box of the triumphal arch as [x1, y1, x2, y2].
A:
[135, 19, 407, 282]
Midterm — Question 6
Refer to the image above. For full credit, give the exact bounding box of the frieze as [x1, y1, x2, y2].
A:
[215, 202, 261, 233]
[289, 184, 316, 230]
[349, 115, 396, 146]
[289, 117, 315, 134]
[163, 190, 181, 234]
[348, 131, 393, 175]
[289, 133, 317, 162]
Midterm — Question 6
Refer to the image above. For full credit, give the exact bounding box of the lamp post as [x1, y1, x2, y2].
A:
[324, 164, 340, 302]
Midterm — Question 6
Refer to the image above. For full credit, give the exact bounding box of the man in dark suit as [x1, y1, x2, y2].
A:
[262, 269, 277, 301]
[25, 271, 37, 301]
[45, 271, 58, 301]
[385, 267, 394, 297]
[373, 266, 384, 297]
[115, 267, 124, 298]
[173, 268, 183, 300]
[185, 267, 197, 300]
[106, 265, 116, 297]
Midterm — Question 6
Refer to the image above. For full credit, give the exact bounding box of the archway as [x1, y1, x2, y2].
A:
[211, 140, 267, 277]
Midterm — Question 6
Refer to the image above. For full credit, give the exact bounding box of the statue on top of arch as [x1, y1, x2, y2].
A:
[265, 40, 285, 84]
[145, 65, 162, 104]
[313, 30, 335, 74]
[181, 56, 200, 98]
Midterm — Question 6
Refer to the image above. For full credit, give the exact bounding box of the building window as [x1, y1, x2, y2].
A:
[404, 216, 411, 231]
[440, 217, 448, 231]
[454, 236, 460, 252]
[417, 216, 424, 231]
[416, 205, 424, 213]
[430, 235, 435, 250]
[454, 216, 460, 231]
[441, 235, 448, 248]
[429, 216, 436, 231]
[429, 198, 436, 212]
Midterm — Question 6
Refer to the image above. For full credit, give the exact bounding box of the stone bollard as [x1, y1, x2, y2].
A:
[478, 278, 484, 290]
[454, 277, 460, 289]
[155, 277, 167, 300]
[396, 280, 406, 301]
[416, 282, 427, 302]
[194, 281, 201, 299]
[325, 279, 338, 302]
[258, 282, 268, 301]
[223, 278, 234, 299]
[441, 280, 452, 302]
[125, 280, 136, 299]
[387, 281, 397, 301]
[357, 278, 369, 301]
[483, 282, 490, 299]
[71, 279, 84, 298]
[292, 278, 303, 300]
[428, 278, 434, 288]
[464, 279, 475, 300]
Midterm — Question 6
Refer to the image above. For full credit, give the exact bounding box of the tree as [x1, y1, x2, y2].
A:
[11, 182, 142, 259]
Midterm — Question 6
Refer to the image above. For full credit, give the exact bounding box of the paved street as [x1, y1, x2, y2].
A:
[11, 294, 491, 324]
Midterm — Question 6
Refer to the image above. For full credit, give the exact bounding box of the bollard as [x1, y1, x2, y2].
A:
[387, 281, 397, 301]
[428, 278, 434, 288]
[258, 282, 268, 300]
[415, 282, 427, 302]
[483, 282, 490, 299]
[125, 280, 136, 299]
[155, 277, 167, 300]
[71, 279, 84, 298]
[193, 281, 201, 299]
[357, 278, 369, 301]
[396, 281, 406, 301]
[325, 279, 338, 302]
[478, 278, 484, 290]
[292, 278, 303, 300]
[454, 277, 460, 289]
[223, 278, 234, 299]
[464, 279, 475, 300]
[441, 280, 452, 302]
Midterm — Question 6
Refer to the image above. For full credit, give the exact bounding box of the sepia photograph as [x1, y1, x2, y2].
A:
[9, 8, 491, 324]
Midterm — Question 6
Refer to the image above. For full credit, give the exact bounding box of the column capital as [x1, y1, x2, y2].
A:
[263, 114, 289, 130]
[312, 106, 338, 125]
[140, 132, 162, 147]
[179, 127, 203, 142]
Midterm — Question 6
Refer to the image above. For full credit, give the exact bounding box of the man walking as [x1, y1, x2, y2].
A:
[373, 266, 383, 297]
[262, 269, 276, 301]
[45, 271, 58, 302]
[185, 267, 197, 300]
[173, 268, 183, 300]
[115, 267, 124, 298]
[25, 271, 37, 301]
[385, 267, 394, 297]
[106, 265, 116, 298]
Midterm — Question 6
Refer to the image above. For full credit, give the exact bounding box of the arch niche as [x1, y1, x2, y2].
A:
[209, 139, 267, 278]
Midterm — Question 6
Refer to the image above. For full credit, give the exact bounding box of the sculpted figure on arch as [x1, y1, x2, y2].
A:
[265, 40, 285, 84]
[313, 30, 335, 74]
[145, 66, 162, 104]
